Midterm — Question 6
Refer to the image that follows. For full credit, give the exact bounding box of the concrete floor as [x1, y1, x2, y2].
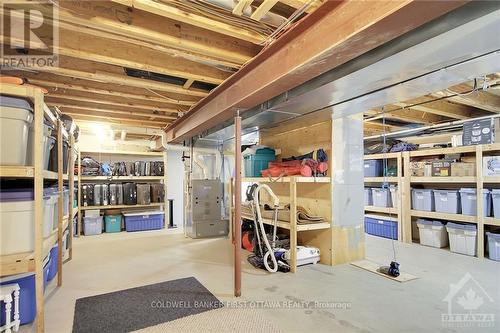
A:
[23, 230, 500, 333]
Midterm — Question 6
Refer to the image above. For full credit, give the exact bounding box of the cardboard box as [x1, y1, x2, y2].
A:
[483, 156, 500, 176]
[432, 160, 451, 177]
[451, 163, 476, 177]
[410, 162, 432, 177]
[463, 118, 500, 146]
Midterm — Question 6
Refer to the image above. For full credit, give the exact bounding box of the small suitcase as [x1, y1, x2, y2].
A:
[123, 183, 137, 205]
[151, 183, 165, 203]
[93, 184, 102, 206]
[102, 184, 109, 206]
[151, 161, 164, 176]
[126, 162, 135, 176]
[137, 183, 151, 205]
[81, 184, 94, 207]
[109, 184, 117, 205]
[134, 161, 141, 176]
[117, 183, 123, 205]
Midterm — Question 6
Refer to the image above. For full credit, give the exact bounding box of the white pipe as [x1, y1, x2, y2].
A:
[254, 184, 279, 273]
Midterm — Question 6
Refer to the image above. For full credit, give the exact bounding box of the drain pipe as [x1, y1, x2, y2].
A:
[364, 114, 500, 141]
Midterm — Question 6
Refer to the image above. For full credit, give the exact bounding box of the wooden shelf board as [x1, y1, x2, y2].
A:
[43, 170, 58, 180]
[0, 166, 34, 178]
[411, 210, 477, 223]
[0, 252, 35, 277]
[242, 176, 330, 183]
[80, 203, 164, 210]
[241, 213, 330, 231]
[409, 145, 477, 157]
[483, 177, 500, 183]
[364, 153, 401, 160]
[81, 176, 164, 181]
[364, 177, 398, 183]
[410, 176, 477, 183]
[81, 150, 163, 156]
[484, 217, 500, 227]
[365, 206, 398, 214]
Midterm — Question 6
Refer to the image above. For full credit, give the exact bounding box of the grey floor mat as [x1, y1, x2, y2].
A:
[72, 277, 222, 333]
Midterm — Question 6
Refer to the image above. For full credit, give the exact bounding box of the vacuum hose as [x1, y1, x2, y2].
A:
[253, 184, 279, 273]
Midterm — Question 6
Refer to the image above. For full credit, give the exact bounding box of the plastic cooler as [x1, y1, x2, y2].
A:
[47, 244, 58, 281]
[433, 189, 461, 214]
[104, 215, 122, 233]
[446, 222, 477, 256]
[243, 148, 275, 177]
[411, 189, 434, 211]
[364, 188, 372, 206]
[83, 216, 103, 235]
[364, 159, 383, 177]
[364, 215, 398, 240]
[416, 219, 448, 248]
[486, 232, 500, 261]
[372, 188, 392, 208]
[124, 211, 164, 232]
[459, 188, 491, 216]
[0, 189, 55, 255]
[0, 273, 36, 326]
[0, 95, 34, 165]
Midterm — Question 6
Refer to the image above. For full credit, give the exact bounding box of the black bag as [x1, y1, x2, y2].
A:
[123, 183, 137, 205]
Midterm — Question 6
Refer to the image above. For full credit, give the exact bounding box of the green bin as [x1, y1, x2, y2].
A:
[104, 215, 122, 233]
[244, 148, 275, 177]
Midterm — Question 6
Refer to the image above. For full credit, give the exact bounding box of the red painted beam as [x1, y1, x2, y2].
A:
[165, 0, 467, 143]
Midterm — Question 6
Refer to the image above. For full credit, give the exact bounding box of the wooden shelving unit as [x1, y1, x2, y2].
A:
[364, 143, 500, 258]
[0, 84, 75, 332]
[77, 149, 168, 236]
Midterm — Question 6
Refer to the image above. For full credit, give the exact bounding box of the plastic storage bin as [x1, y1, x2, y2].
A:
[0, 273, 36, 325]
[459, 188, 491, 216]
[83, 216, 103, 235]
[411, 189, 434, 211]
[364, 159, 383, 177]
[0, 95, 34, 165]
[104, 215, 122, 233]
[492, 189, 500, 218]
[364, 215, 398, 240]
[124, 211, 164, 232]
[244, 148, 276, 177]
[47, 244, 58, 281]
[434, 189, 461, 214]
[42, 254, 50, 291]
[372, 188, 392, 208]
[364, 188, 372, 206]
[486, 232, 500, 261]
[26, 121, 54, 170]
[48, 139, 69, 173]
[416, 219, 448, 248]
[43, 188, 59, 233]
[389, 186, 398, 208]
[0, 189, 54, 255]
[446, 222, 477, 256]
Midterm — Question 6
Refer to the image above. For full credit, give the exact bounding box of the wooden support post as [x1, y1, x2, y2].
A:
[402, 152, 412, 243]
[476, 145, 484, 258]
[289, 177, 297, 273]
[68, 135, 75, 260]
[396, 153, 403, 242]
[77, 150, 82, 237]
[57, 122, 63, 286]
[234, 115, 242, 297]
[163, 151, 168, 228]
[33, 90, 45, 333]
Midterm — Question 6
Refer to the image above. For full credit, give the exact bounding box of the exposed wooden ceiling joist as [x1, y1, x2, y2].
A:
[251, 0, 279, 21]
[233, 0, 254, 16]
[395, 96, 474, 120]
[365, 107, 445, 125]
[68, 113, 166, 128]
[279, 0, 325, 13]
[111, 0, 266, 44]
[431, 83, 500, 113]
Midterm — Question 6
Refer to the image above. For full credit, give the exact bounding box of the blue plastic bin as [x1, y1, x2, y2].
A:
[486, 232, 500, 261]
[0, 273, 36, 325]
[364, 159, 383, 177]
[411, 189, 434, 211]
[434, 189, 461, 214]
[43, 255, 50, 290]
[105, 215, 122, 233]
[243, 148, 275, 177]
[364, 216, 398, 240]
[124, 211, 164, 232]
[459, 188, 491, 216]
[47, 244, 58, 281]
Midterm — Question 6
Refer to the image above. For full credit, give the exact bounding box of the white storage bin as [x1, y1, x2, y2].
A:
[416, 219, 448, 248]
[389, 186, 398, 209]
[433, 189, 461, 214]
[486, 232, 500, 261]
[492, 189, 500, 218]
[0, 96, 34, 165]
[364, 188, 372, 206]
[43, 191, 58, 236]
[372, 188, 392, 208]
[26, 121, 54, 170]
[446, 222, 477, 256]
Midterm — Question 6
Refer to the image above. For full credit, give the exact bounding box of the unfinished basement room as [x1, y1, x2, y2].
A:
[0, 1, 499, 333]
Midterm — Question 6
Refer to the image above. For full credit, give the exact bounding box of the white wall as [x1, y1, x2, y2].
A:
[167, 150, 184, 229]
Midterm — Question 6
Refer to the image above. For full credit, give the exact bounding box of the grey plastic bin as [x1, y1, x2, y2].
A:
[364, 160, 382, 177]
[372, 188, 392, 208]
[83, 216, 103, 236]
[459, 188, 491, 216]
[492, 189, 500, 218]
[411, 189, 434, 211]
[26, 121, 54, 170]
[0, 95, 34, 165]
[364, 188, 372, 206]
[433, 189, 461, 214]
[486, 232, 500, 262]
